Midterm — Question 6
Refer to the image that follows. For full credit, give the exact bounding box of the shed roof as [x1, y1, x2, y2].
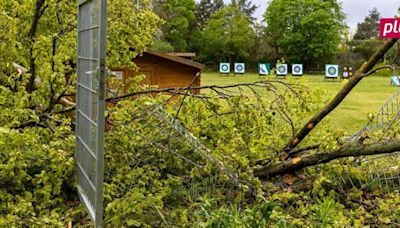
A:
[145, 50, 205, 70]
[165, 52, 196, 58]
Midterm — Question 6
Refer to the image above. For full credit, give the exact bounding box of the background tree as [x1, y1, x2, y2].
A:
[231, 0, 258, 22]
[195, 0, 224, 28]
[349, 39, 384, 61]
[199, 5, 256, 67]
[152, 0, 260, 68]
[353, 7, 380, 40]
[153, 0, 196, 51]
[181, 0, 226, 54]
[264, 0, 346, 67]
[248, 22, 276, 68]
[349, 8, 385, 65]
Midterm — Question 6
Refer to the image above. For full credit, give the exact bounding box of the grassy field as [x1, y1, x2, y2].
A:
[201, 72, 399, 133]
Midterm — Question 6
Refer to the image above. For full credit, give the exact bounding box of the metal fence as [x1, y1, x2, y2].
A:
[76, 0, 107, 226]
[338, 90, 400, 192]
[351, 90, 400, 141]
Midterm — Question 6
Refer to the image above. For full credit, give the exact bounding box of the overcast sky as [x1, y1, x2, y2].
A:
[197, 0, 399, 32]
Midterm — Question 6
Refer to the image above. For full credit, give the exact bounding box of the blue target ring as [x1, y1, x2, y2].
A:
[278, 65, 286, 73]
[221, 64, 229, 72]
[294, 66, 301, 73]
[236, 64, 244, 72]
[328, 67, 337, 75]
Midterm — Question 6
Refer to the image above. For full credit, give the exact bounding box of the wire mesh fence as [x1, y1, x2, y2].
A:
[103, 98, 252, 200]
[333, 90, 400, 193]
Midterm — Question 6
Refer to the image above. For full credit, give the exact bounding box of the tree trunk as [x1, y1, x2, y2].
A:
[255, 139, 400, 179]
[27, 0, 46, 93]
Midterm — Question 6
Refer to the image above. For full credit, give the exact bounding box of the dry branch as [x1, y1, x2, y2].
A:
[56, 80, 297, 114]
[107, 80, 297, 102]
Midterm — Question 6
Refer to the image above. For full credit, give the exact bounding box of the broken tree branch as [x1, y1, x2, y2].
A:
[56, 80, 299, 114]
[107, 80, 298, 103]
[287, 144, 321, 157]
[255, 139, 400, 179]
[283, 38, 398, 153]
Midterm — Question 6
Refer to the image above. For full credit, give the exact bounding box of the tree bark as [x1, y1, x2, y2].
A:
[27, 0, 46, 93]
[255, 139, 400, 179]
[283, 38, 398, 153]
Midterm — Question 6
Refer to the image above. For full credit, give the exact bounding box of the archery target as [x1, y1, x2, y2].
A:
[325, 64, 339, 78]
[259, 63, 271, 75]
[292, 64, 303, 76]
[220, 63, 230, 74]
[276, 64, 288, 76]
[234, 63, 245, 74]
[342, 65, 354, 79]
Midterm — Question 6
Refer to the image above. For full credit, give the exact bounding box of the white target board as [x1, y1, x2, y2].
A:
[234, 63, 245, 74]
[326, 64, 339, 78]
[219, 63, 230, 74]
[276, 64, 288, 76]
[292, 64, 303, 76]
[259, 63, 271, 75]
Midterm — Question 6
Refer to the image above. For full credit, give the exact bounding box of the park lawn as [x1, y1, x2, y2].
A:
[201, 72, 399, 133]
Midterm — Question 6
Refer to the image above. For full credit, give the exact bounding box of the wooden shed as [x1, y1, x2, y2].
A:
[111, 50, 205, 94]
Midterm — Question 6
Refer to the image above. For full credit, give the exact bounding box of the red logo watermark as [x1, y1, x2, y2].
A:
[380, 18, 400, 38]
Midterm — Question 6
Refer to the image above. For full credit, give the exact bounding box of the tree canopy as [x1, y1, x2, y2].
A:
[264, 0, 346, 67]
[353, 7, 381, 40]
[152, 0, 260, 68]
[153, 0, 196, 51]
[195, 0, 224, 28]
[231, 0, 258, 21]
[198, 5, 256, 65]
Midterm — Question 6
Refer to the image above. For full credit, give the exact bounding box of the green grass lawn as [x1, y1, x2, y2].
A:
[201, 72, 399, 133]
